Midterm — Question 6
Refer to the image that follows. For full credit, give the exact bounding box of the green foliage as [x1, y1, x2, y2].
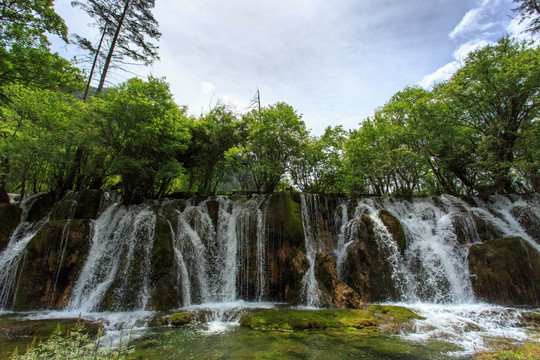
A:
[512, 0, 540, 36]
[89, 76, 190, 201]
[10, 321, 133, 360]
[343, 39, 540, 197]
[184, 103, 247, 195]
[228, 102, 308, 193]
[0, 85, 87, 195]
[290, 126, 347, 194]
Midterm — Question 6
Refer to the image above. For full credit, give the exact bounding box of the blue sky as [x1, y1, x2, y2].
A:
[52, 0, 535, 134]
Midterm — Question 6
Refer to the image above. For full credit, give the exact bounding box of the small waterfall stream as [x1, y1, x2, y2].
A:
[0, 193, 53, 309]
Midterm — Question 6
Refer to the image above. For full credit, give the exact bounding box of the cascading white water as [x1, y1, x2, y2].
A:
[67, 201, 156, 312]
[168, 195, 269, 307]
[333, 200, 352, 280]
[300, 193, 323, 307]
[0, 193, 53, 309]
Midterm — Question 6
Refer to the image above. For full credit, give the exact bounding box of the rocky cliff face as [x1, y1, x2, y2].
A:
[0, 191, 538, 312]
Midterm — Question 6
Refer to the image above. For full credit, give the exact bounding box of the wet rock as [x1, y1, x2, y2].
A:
[471, 212, 505, 242]
[148, 216, 181, 311]
[171, 312, 192, 326]
[343, 216, 399, 302]
[12, 219, 91, 310]
[378, 210, 406, 254]
[0, 204, 21, 251]
[265, 192, 306, 303]
[468, 237, 540, 305]
[51, 190, 103, 220]
[314, 253, 364, 309]
[510, 205, 540, 243]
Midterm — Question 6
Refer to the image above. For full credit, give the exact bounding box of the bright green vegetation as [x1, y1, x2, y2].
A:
[368, 305, 425, 321]
[239, 309, 378, 331]
[1, 3, 539, 203]
[1, 319, 132, 360]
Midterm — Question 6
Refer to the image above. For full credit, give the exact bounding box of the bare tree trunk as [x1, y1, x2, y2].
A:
[96, 0, 130, 95]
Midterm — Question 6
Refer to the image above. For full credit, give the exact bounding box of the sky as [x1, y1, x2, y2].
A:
[51, 0, 536, 135]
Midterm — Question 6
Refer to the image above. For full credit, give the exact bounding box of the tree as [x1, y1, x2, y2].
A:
[513, 0, 540, 36]
[227, 102, 308, 193]
[89, 76, 190, 201]
[72, 0, 161, 97]
[184, 103, 247, 195]
[440, 38, 540, 197]
[0, 85, 87, 198]
[290, 126, 347, 194]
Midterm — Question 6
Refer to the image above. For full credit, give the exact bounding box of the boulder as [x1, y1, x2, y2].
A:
[12, 219, 91, 310]
[0, 204, 21, 251]
[314, 252, 364, 309]
[378, 209, 406, 254]
[343, 216, 399, 302]
[468, 237, 540, 305]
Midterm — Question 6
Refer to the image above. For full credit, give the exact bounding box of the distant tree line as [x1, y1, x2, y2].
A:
[0, 1, 538, 203]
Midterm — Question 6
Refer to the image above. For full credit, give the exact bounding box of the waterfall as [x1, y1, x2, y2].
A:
[333, 200, 352, 280]
[68, 201, 156, 312]
[300, 193, 323, 307]
[169, 195, 269, 306]
[0, 193, 52, 309]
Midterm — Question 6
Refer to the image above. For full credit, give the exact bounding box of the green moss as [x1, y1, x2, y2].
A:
[283, 191, 303, 242]
[171, 312, 191, 326]
[475, 342, 540, 360]
[368, 305, 425, 320]
[239, 309, 378, 331]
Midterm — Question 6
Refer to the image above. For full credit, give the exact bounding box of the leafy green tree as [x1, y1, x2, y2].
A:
[184, 103, 247, 195]
[89, 76, 190, 201]
[72, 0, 161, 97]
[0, 85, 87, 198]
[290, 126, 347, 194]
[228, 102, 308, 193]
[344, 115, 423, 197]
[439, 38, 540, 196]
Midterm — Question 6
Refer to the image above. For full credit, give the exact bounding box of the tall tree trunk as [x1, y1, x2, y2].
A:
[96, 0, 130, 95]
[83, 18, 110, 101]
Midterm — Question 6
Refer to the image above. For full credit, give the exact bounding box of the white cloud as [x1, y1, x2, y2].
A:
[418, 61, 460, 88]
[449, 7, 496, 39]
[454, 40, 490, 60]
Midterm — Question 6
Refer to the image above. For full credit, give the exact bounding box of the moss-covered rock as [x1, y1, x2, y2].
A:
[12, 219, 91, 310]
[0, 204, 21, 251]
[51, 190, 103, 221]
[148, 216, 180, 311]
[239, 308, 378, 331]
[171, 312, 192, 326]
[468, 237, 540, 305]
[378, 210, 406, 254]
[265, 192, 306, 303]
[343, 216, 399, 302]
[314, 253, 364, 309]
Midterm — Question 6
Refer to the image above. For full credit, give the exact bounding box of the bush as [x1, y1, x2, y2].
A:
[10, 321, 133, 360]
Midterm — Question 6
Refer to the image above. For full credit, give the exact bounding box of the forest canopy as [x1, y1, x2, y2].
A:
[0, 1, 538, 202]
